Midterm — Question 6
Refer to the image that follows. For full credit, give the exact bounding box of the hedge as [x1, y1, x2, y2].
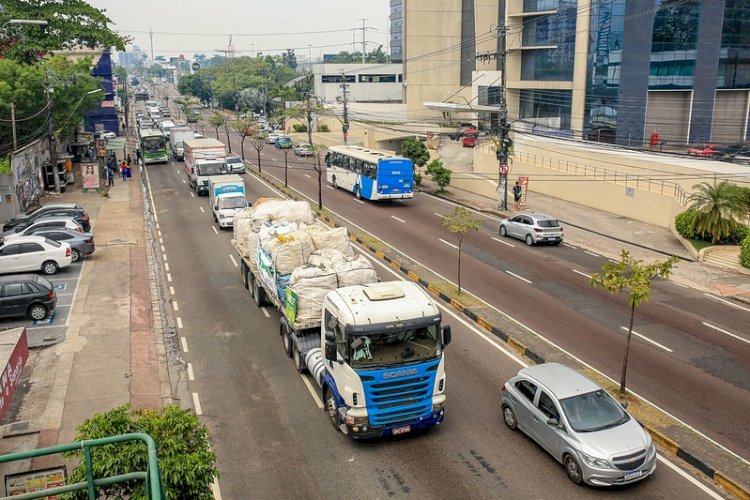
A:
[674, 209, 698, 239]
[741, 235, 750, 269]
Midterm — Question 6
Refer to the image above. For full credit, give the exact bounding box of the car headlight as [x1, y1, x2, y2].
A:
[578, 450, 612, 469]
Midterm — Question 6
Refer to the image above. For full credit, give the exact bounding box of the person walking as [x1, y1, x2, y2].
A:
[107, 166, 115, 187]
[120, 160, 128, 181]
[126, 153, 132, 168]
[513, 181, 523, 211]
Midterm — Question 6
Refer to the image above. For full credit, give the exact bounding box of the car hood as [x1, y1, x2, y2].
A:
[574, 417, 651, 458]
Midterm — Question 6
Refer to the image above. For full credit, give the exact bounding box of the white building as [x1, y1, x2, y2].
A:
[313, 63, 403, 105]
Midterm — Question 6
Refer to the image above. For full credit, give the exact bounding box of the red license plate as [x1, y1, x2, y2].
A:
[392, 426, 411, 435]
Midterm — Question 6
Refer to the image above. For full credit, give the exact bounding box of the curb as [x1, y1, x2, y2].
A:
[251, 168, 749, 499]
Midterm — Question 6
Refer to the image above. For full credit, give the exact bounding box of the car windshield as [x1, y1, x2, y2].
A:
[349, 325, 442, 369]
[537, 219, 560, 228]
[560, 389, 629, 432]
[227, 158, 241, 164]
[218, 197, 247, 209]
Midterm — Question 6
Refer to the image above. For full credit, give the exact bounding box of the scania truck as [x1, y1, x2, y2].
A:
[183, 138, 227, 195]
[233, 200, 451, 439]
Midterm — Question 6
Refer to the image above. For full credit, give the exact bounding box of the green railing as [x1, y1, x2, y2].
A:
[0, 432, 164, 500]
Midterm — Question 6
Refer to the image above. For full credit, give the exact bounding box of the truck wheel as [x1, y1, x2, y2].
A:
[280, 323, 292, 357]
[324, 386, 340, 431]
[240, 262, 249, 289]
[252, 278, 267, 307]
[292, 343, 305, 373]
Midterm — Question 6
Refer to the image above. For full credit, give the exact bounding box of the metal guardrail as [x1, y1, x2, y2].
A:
[0, 432, 164, 500]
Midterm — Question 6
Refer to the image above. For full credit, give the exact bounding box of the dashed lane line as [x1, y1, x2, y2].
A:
[261, 307, 270, 318]
[212, 226, 219, 235]
[172, 301, 179, 312]
[199, 206, 205, 213]
[433, 212, 443, 218]
[619, 326, 673, 353]
[572, 269, 591, 279]
[354, 198, 365, 205]
[304, 174, 311, 178]
[491, 236, 515, 248]
[229, 254, 238, 268]
[301, 374, 323, 409]
[705, 293, 750, 313]
[584, 250, 600, 257]
[167, 273, 172, 283]
[159, 237, 163, 244]
[180, 337, 189, 353]
[703, 321, 750, 345]
[326, 185, 335, 190]
[506, 270, 532, 284]
[439, 238, 458, 250]
[190, 192, 195, 198]
[192, 392, 203, 415]
[187, 363, 195, 381]
[182, 179, 186, 184]
[161, 245, 166, 253]
[563, 242, 578, 249]
[391, 215, 406, 224]
[164, 262, 170, 272]
[176, 317, 183, 329]
[169, 286, 175, 295]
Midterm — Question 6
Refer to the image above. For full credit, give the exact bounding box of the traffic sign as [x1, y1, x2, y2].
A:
[191, 62, 201, 71]
[499, 163, 509, 174]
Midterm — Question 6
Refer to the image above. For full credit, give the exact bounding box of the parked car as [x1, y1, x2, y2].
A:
[266, 133, 280, 144]
[3, 204, 89, 232]
[93, 131, 116, 140]
[0, 274, 57, 320]
[193, 131, 204, 139]
[225, 155, 246, 174]
[718, 142, 750, 164]
[499, 213, 563, 246]
[0, 235, 72, 275]
[687, 144, 724, 158]
[294, 143, 314, 156]
[19, 228, 94, 263]
[3, 217, 83, 239]
[501, 363, 656, 486]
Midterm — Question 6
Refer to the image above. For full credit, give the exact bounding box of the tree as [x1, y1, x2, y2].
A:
[231, 118, 256, 161]
[177, 73, 213, 104]
[249, 129, 267, 173]
[281, 49, 297, 70]
[590, 251, 678, 394]
[173, 96, 200, 121]
[285, 101, 328, 209]
[442, 207, 481, 294]
[401, 137, 430, 167]
[146, 63, 167, 79]
[208, 112, 232, 151]
[0, 0, 127, 63]
[687, 180, 747, 243]
[427, 159, 452, 193]
[63, 404, 217, 499]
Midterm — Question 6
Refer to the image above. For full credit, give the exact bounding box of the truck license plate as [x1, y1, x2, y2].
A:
[392, 426, 411, 435]
[624, 470, 643, 481]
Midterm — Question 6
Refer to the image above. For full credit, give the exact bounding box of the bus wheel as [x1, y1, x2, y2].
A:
[332, 176, 338, 189]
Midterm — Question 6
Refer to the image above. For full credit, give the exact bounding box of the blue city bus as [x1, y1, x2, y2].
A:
[325, 145, 414, 200]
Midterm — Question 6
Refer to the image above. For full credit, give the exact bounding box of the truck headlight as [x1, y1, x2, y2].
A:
[345, 414, 369, 425]
[432, 401, 445, 412]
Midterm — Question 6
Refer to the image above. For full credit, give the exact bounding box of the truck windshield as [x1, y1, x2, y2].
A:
[218, 197, 247, 209]
[349, 325, 441, 369]
[198, 163, 226, 175]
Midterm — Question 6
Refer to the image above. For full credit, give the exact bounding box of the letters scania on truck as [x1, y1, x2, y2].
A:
[183, 138, 227, 196]
[208, 175, 247, 228]
[232, 199, 451, 439]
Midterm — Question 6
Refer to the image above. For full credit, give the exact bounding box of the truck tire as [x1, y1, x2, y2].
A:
[292, 342, 305, 373]
[324, 386, 340, 431]
[280, 319, 292, 357]
[240, 262, 249, 289]
[252, 278, 267, 307]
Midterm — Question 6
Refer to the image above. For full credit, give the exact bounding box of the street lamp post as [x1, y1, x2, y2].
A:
[283, 148, 290, 186]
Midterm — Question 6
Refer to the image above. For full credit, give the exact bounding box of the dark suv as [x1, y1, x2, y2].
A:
[3, 205, 90, 232]
[0, 274, 56, 320]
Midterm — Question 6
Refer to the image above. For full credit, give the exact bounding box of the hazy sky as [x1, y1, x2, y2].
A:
[87, 0, 391, 60]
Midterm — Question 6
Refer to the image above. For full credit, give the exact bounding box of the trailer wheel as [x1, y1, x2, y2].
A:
[324, 386, 340, 431]
[280, 321, 292, 357]
[252, 278, 267, 307]
[240, 262, 249, 289]
[292, 342, 305, 373]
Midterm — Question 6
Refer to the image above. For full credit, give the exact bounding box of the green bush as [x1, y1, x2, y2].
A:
[726, 224, 750, 244]
[414, 172, 422, 186]
[292, 123, 307, 132]
[674, 209, 698, 239]
[319, 124, 330, 132]
[0, 156, 10, 175]
[741, 234, 750, 269]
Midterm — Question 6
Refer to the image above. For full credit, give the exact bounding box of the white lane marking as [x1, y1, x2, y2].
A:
[506, 270, 532, 284]
[572, 269, 591, 279]
[327, 185, 335, 190]
[301, 374, 324, 408]
[439, 238, 458, 250]
[212, 226, 219, 235]
[192, 392, 203, 415]
[492, 236, 515, 248]
[182, 179, 186, 184]
[211, 478, 223, 500]
[304, 174, 311, 178]
[656, 455, 723, 499]
[156, 223, 160, 230]
[354, 198, 365, 205]
[434, 212, 443, 218]
[671, 281, 689, 289]
[164, 262, 170, 272]
[229, 254, 238, 267]
[703, 322, 750, 346]
[169, 286, 175, 295]
[199, 206, 205, 213]
[167, 273, 172, 283]
[705, 293, 750, 313]
[391, 215, 406, 223]
[584, 250, 600, 257]
[161, 245, 166, 253]
[272, 157, 278, 161]
[172, 301, 179, 312]
[619, 326, 673, 353]
[177, 317, 183, 329]
[422, 191, 499, 221]
[180, 337, 189, 353]
[159, 237, 163, 244]
[261, 307, 270, 318]
[187, 363, 195, 381]
[563, 242, 578, 249]
[176, 169, 180, 175]
[157, 230, 162, 238]
[190, 192, 195, 198]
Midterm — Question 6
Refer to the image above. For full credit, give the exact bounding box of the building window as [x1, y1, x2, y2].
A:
[359, 74, 397, 83]
[717, 0, 750, 89]
[321, 75, 356, 83]
[522, 6, 576, 47]
[648, 0, 699, 89]
[524, 0, 565, 12]
[519, 89, 572, 131]
[520, 1, 576, 81]
[521, 48, 574, 80]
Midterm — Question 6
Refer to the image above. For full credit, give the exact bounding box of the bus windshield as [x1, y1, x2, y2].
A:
[349, 325, 442, 369]
[142, 137, 165, 153]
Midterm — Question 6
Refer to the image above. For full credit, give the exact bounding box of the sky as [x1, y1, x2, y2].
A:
[86, 0, 391, 61]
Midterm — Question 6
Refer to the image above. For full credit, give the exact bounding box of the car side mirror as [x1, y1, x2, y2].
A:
[442, 325, 452, 346]
[546, 417, 560, 427]
[324, 340, 337, 362]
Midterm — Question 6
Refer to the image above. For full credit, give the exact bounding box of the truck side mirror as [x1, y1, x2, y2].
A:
[214, 205, 219, 211]
[442, 325, 452, 346]
[324, 331, 335, 342]
[325, 341, 337, 362]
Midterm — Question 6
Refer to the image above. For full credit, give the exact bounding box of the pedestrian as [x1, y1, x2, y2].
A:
[126, 153, 132, 167]
[107, 167, 114, 187]
[136, 147, 142, 163]
[120, 161, 127, 181]
[513, 181, 523, 211]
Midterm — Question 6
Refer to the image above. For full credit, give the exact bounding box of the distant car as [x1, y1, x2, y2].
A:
[3, 217, 83, 239]
[20, 228, 94, 263]
[275, 136, 292, 149]
[266, 133, 280, 144]
[502, 363, 656, 486]
[687, 144, 724, 158]
[193, 132, 204, 139]
[3, 205, 89, 233]
[93, 131, 116, 140]
[0, 274, 57, 321]
[499, 213, 563, 246]
[718, 142, 750, 164]
[0, 235, 72, 275]
[294, 143, 314, 157]
[225, 155, 246, 174]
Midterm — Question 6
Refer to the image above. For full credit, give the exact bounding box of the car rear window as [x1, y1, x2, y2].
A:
[36, 276, 53, 289]
[537, 219, 560, 228]
[45, 239, 62, 248]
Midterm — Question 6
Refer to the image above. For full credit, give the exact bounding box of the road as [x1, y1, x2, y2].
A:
[143, 131, 724, 498]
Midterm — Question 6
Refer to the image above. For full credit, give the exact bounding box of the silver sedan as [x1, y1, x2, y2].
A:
[23, 228, 95, 263]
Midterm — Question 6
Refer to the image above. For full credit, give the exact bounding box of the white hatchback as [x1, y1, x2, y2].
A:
[0, 235, 73, 275]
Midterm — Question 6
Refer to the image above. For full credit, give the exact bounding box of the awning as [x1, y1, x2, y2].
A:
[423, 101, 501, 113]
[105, 138, 127, 151]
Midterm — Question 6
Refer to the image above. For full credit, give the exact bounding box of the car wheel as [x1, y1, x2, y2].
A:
[41, 260, 59, 275]
[70, 249, 81, 263]
[525, 234, 534, 246]
[324, 386, 340, 431]
[499, 225, 507, 237]
[564, 454, 584, 485]
[502, 405, 517, 430]
[28, 304, 48, 321]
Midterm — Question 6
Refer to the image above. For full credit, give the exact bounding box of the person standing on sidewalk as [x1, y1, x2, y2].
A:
[107, 166, 115, 187]
[120, 160, 128, 181]
[513, 181, 523, 211]
[126, 154, 132, 168]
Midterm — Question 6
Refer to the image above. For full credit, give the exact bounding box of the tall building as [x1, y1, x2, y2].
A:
[390, 0, 404, 62]
[403, 0, 750, 145]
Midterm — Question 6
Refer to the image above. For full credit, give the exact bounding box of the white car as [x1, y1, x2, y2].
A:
[93, 131, 116, 140]
[0, 235, 73, 275]
[193, 132, 204, 139]
[266, 133, 280, 144]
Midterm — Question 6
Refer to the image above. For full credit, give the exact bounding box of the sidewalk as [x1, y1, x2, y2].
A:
[0, 150, 171, 473]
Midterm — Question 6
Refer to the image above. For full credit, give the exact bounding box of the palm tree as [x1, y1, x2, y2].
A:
[687, 180, 747, 243]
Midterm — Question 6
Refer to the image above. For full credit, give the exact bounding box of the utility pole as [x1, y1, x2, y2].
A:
[340, 71, 350, 145]
[308, 44, 313, 73]
[45, 70, 60, 194]
[149, 27, 154, 62]
[305, 96, 323, 210]
[360, 19, 367, 63]
[122, 76, 129, 135]
[10, 102, 17, 151]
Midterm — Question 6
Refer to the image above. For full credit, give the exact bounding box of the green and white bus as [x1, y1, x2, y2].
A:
[139, 128, 168, 164]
